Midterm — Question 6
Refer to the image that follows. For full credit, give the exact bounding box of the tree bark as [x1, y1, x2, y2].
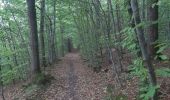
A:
[127, 0, 141, 56]
[147, 0, 159, 58]
[131, 0, 157, 99]
[67, 38, 72, 52]
[47, 18, 53, 64]
[39, 0, 46, 67]
[52, 0, 57, 61]
[26, 0, 41, 76]
[60, 21, 65, 57]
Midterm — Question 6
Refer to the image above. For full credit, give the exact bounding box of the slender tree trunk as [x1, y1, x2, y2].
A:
[105, 0, 112, 64]
[106, 0, 111, 42]
[127, 0, 141, 56]
[114, 3, 123, 72]
[107, 0, 123, 73]
[167, 12, 170, 39]
[142, 0, 146, 21]
[67, 38, 72, 52]
[39, 0, 46, 68]
[52, 0, 57, 61]
[60, 22, 64, 57]
[131, 0, 157, 100]
[26, 0, 41, 77]
[92, 0, 102, 72]
[48, 18, 53, 64]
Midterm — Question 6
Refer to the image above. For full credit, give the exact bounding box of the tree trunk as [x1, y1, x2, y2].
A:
[115, 3, 123, 71]
[39, 0, 46, 67]
[52, 0, 57, 61]
[131, 0, 157, 99]
[67, 38, 72, 52]
[60, 22, 65, 57]
[147, 0, 159, 58]
[127, 0, 141, 56]
[47, 18, 53, 64]
[26, 0, 41, 76]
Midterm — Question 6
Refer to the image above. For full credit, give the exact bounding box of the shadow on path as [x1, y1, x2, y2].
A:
[65, 59, 79, 100]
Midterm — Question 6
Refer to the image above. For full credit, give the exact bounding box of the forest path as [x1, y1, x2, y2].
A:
[39, 52, 114, 100]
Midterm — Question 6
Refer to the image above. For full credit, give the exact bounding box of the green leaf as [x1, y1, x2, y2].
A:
[156, 46, 167, 54]
[159, 55, 169, 60]
[156, 68, 170, 77]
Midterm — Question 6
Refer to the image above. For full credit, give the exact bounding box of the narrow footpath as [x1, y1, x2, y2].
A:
[39, 53, 114, 100]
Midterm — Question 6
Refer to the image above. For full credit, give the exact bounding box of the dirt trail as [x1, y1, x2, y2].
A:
[38, 53, 114, 100]
[4, 52, 170, 100]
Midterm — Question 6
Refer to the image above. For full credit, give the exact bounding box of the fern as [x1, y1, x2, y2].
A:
[154, 41, 169, 60]
[140, 85, 159, 100]
[156, 68, 170, 77]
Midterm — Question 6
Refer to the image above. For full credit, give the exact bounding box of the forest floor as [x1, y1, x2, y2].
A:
[4, 52, 170, 100]
[4, 53, 117, 100]
[36, 53, 115, 100]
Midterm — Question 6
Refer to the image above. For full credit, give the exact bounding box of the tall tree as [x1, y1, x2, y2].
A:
[39, 0, 46, 67]
[48, 0, 57, 64]
[147, 0, 159, 58]
[52, 0, 57, 61]
[131, 0, 157, 99]
[59, 21, 65, 57]
[127, 0, 141, 56]
[26, 0, 41, 77]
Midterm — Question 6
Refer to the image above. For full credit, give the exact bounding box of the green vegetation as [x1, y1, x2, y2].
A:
[0, 0, 170, 100]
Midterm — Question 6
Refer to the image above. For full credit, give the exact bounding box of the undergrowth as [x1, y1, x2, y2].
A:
[122, 27, 170, 100]
[22, 73, 55, 99]
[104, 84, 128, 100]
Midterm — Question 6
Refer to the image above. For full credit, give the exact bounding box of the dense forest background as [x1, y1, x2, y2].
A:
[0, 0, 170, 100]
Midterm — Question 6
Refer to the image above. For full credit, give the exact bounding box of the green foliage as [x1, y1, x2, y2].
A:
[156, 68, 170, 77]
[1, 69, 16, 84]
[22, 73, 55, 99]
[122, 27, 139, 54]
[0, 0, 30, 86]
[0, 0, 74, 86]
[0, 0, 170, 100]
[139, 85, 159, 100]
[155, 42, 167, 53]
[152, 1, 162, 8]
[128, 45, 170, 100]
[129, 58, 147, 81]
[1, 63, 28, 85]
[154, 41, 169, 60]
[129, 58, 159, 100]
[129, 58, 166, 100]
